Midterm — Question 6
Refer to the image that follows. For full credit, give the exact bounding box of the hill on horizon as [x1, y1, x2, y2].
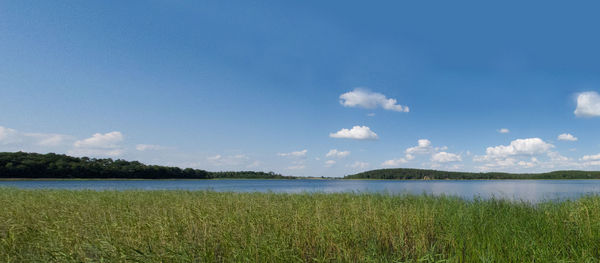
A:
[0, 152, 292, 179]
[345, 168, 600, 180]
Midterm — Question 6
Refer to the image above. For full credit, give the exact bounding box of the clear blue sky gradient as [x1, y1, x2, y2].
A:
[2, 1, 600, 176]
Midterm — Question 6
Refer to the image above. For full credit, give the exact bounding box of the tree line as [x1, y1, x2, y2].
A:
[344, 168, 600, 180]
[0, 152, 292, 179]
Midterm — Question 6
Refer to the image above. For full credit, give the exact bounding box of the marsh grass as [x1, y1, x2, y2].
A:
[1, 188, 600, 262]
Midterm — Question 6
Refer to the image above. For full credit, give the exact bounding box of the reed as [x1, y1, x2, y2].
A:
[1, 188, 599, 262]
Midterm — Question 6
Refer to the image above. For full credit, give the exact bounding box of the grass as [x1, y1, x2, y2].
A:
[1, 189, 600, 262]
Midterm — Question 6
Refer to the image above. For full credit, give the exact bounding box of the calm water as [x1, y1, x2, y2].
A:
[2, 179, 600, 202]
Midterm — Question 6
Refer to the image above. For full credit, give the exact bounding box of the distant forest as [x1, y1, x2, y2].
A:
[5, 152, 600, 180]
[345, 168, 600, 180]
[0, 152, 292, 179]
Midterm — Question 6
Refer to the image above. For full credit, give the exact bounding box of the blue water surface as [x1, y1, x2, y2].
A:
[2, 179, 600, 202]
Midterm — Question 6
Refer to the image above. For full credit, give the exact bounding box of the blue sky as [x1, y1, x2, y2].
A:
[2, 1, 600, 177]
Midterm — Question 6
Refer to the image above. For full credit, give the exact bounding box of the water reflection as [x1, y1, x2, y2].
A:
[2, 179, 600, 202]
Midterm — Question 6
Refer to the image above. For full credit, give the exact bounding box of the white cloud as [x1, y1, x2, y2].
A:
[70, 131, 125, 157]
[581, 153, 600, 161]
[0, 125, 126, 157]
[482, 138, 554, 159]
[474, 138, 560, 170]
[0, 126, 71, 147]
[0, 126, 19, 144]
[383, 139, 456, 167]
[548, 152, 570, 162]
[580, 153, 600, 167]
[580, 161, 600, 167]
[478, 157, 517, 169]
[381, 158, 408, 167]
[135, 144, 165, 151]
[24, 133, 70, 147]
[557, 133, 578, 141]
[431, 152, 462, 163]
[436, 146, 448, 151]
[339, 88, 409, 112]
[74, 132, 123, 149]
[325, 149, 350, 158]
[575, 91, 600, 117]
[278, 150, 308, 171]
[406, 139, 433, 155]
[517, 157, 539, 168]
[277, 149, 308, 157]
[330, 126, 378, 140]
[349, 161, 370, 169]
[498, 128, 510, 134]
[367, 113, 376, 117]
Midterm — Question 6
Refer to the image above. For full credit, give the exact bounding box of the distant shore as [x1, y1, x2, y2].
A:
[345, 168, 600, 180]
[4, 152, 600, 180]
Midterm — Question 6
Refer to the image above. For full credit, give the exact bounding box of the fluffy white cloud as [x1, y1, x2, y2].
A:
[483, 138, 554, 159]
[406, 139, 433, 154]
[383, 139, 457, 167]
[277, 149, 308, 157]
[474, 138, 562, 171]
[339, 88, 409, 112]
[330, 126, 378, 140]
[325, 149, 350, 158]
[498, 128, 510, 134]
[350, 161, 370, 169]
[70, 131, 125, 157]
[74, 132, 123, 149]
[431, 152, 462, 163]
[574, 91, 600, 117]
[557, 133, 578, 141]
[580, 153, 600, 167]
[581, 153, 600, 161]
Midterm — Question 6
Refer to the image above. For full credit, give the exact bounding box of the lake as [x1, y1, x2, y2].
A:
[3, 179, 600, 202]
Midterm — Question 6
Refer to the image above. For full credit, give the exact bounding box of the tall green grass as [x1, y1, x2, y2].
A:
[1, 189, 600, 262]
